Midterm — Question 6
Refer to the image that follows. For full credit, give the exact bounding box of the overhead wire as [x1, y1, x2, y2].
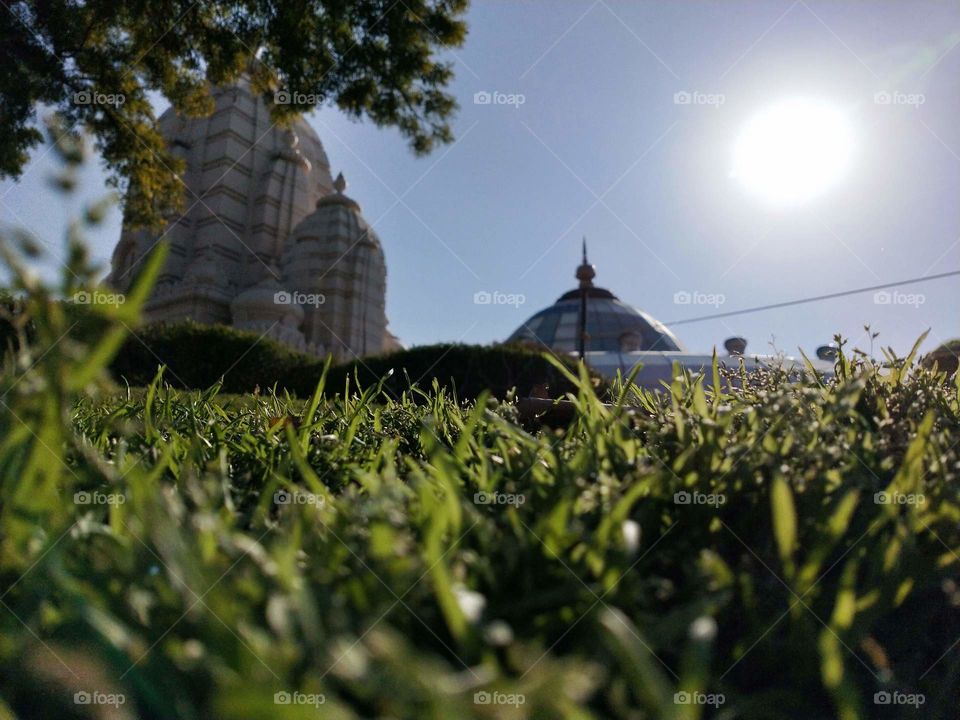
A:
[664, 269, 960, 326]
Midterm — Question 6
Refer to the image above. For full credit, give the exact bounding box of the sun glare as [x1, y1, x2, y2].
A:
[732, 98, 854, 205]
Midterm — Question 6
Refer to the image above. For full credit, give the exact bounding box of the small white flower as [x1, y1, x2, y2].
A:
[622, 520, 641, 554]
[690, 616, 718, 642]
[453, 586, 486, 623]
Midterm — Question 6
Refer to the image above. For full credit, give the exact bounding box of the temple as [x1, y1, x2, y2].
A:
[107, 76, 399, 360]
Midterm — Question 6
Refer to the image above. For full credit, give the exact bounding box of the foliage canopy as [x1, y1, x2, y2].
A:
[1, 0, 468, 227]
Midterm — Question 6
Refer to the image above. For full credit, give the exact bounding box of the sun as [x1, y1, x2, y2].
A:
[731, 98, 854, 205]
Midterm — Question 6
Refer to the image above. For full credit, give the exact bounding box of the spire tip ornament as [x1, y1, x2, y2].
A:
[575, 236, 596, 289]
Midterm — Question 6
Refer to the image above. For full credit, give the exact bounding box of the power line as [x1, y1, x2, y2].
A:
[665, 269, 960, 326]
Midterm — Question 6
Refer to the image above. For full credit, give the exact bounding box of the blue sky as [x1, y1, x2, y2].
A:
[2, 0, 959, 357]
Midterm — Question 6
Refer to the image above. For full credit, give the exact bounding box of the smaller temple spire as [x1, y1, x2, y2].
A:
[575, 236, 596, 289]
[317, 170, 361, 211]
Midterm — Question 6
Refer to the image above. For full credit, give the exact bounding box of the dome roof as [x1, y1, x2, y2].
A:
[506, 243, 684, 354]
[280, 172, 389, 359]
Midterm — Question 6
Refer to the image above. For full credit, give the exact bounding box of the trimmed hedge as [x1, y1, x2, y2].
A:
[108, 321, 317, 393]
[106, 321, 591, 399]
[321, 342, 593, 400]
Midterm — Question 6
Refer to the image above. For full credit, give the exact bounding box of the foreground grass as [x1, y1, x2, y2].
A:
[2, 306, 960, 719]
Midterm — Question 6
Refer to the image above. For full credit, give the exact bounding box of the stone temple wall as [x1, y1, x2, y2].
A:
[107, 78, 395, 361]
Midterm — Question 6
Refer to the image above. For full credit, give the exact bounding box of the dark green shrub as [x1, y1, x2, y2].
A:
[107, 322, 594, 400]
[108, 321, 319, 393]
[316, 342, 597, 400]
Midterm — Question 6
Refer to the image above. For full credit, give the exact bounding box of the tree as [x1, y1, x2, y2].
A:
[0, 0, 468, 229]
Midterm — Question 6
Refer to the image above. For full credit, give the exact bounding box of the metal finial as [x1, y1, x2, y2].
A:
[575, 237, 596, 289]
[576, 238, 593, 361]
[317, 171, 361, 211]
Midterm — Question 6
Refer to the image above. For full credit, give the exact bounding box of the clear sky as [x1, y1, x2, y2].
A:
[2, 0, 959, 358]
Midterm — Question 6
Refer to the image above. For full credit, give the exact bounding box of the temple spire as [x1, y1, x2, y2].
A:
[576, 236, 596, 289]
[318, 170, 361, 211]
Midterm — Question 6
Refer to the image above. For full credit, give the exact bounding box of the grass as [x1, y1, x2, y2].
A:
[4, 298, 960, 718]
[2, 139, 960, 719]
